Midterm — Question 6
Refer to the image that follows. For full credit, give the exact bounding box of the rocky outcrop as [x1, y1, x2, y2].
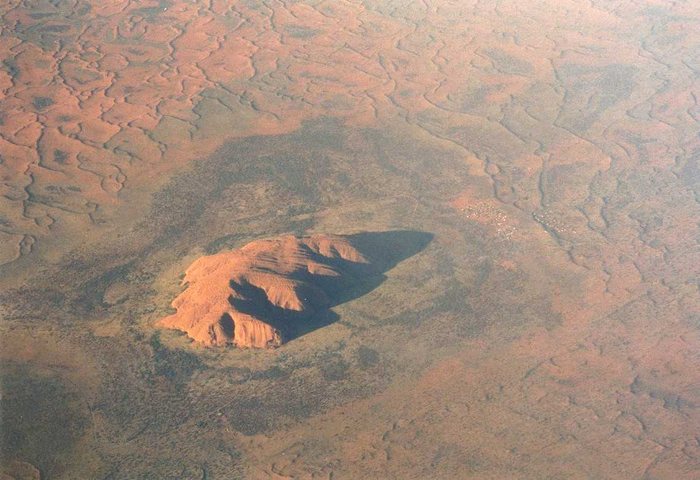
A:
[159, 234, 374, 348]
[0, 460, 41, 480]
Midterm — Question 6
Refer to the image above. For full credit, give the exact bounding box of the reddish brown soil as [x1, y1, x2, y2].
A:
[1, 0, 698, 478]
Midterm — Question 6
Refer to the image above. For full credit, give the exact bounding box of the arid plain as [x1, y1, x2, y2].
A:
[1, 0, 699, 478]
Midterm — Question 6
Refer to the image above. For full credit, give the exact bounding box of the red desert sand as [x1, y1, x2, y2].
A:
[159, 234, 370, 348]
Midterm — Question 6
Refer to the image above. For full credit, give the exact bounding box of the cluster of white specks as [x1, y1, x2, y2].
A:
[459, 203, 517, 241]
[533, 210, 578, 238]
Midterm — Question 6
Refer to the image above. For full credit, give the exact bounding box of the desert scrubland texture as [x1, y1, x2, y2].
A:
[1, 0, 699, 478]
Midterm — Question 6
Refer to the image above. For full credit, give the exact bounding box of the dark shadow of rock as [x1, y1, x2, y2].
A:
[269, 229, 433, 343]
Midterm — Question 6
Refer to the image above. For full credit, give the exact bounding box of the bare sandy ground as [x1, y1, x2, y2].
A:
[1, 0, 698, 478]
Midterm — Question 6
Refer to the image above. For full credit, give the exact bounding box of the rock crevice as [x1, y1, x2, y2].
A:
[159, 234, 373, 348]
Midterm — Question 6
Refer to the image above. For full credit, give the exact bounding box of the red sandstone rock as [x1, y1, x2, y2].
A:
[159, 234, 370, 348]
[0, 460, 40, 480]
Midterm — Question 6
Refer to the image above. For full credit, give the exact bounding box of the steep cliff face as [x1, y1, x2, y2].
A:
[158, 234, 371, 348]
